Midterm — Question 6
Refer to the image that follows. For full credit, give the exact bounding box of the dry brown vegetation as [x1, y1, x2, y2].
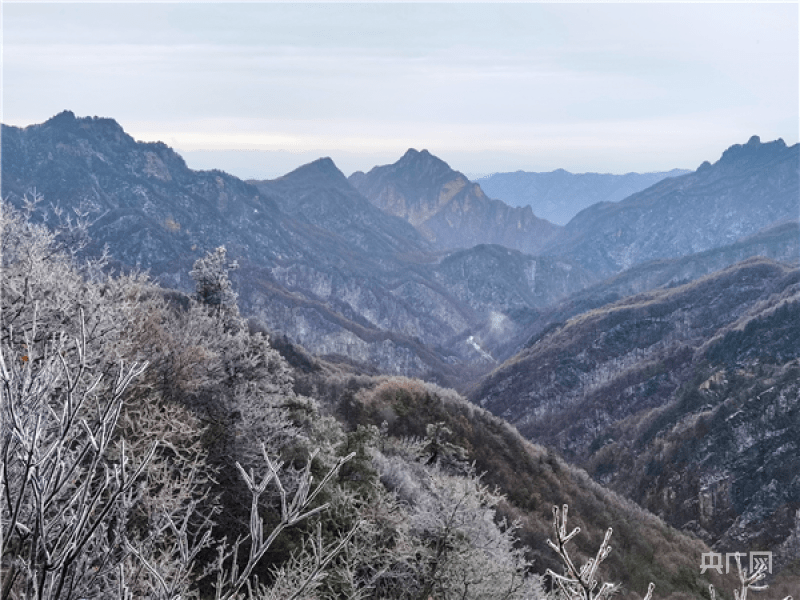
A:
[333, 376, 725, 599]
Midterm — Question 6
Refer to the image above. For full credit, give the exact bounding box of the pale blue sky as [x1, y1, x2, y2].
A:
[3, 2, 798, 179]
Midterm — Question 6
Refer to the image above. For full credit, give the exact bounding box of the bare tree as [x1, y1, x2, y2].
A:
[547, 505, 793, 600]
[0, 313, 357, 599]
[1, 313, 152, 600]
[708, 554, 792, 600]
[207, 446, 357, 600]
[374, 446, 544, 600]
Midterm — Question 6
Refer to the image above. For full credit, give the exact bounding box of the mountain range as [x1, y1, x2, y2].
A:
[0, 112, 587, 386]
[541, 136, 799, 275]
[3, 113, 797, 386]
[3, 110, 799, 593]
[470, 257, 800, 569]
[474, 167, 690, 225]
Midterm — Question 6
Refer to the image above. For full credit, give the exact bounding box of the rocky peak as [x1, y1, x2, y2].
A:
[277, 156, 350, 189]
[42, 110, 128, 137]
[717, 135, 792, 167]
[43, 110, 77, 126]
[393, 147, 458, 183]
[349, 149, 560, 254]
[360, 150, 472, 208]
[399, 148, 433, 162]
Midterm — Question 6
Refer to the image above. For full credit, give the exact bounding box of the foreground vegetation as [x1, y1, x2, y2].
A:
[0, 198, 791, 599]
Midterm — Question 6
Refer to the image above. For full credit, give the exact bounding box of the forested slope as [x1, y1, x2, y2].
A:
[3, 199, 773, 599]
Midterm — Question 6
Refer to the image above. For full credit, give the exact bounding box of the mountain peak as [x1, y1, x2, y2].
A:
[279, 156, 349, 187]
[39, 111, 130, 142]
[400, 148, 433, 158]
[308, 156, 338, 172]
[45, 110, 77, 125]
[718, 135, 792, 165]
[395, 148, 455, 179]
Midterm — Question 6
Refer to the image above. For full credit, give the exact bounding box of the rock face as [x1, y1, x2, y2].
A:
[1, 112, 590, 386]
[470, 256, 800, 564]
[543, 136, 800, 276]
[474, 168, 690, 226]
[349, 149, 561, 255]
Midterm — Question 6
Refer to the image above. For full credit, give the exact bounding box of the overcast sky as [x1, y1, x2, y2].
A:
[3, 2, 798, 179]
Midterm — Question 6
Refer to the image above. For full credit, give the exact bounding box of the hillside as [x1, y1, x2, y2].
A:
[266, 351, 729, 600]
[471, 257, 796, 456]
[474, 168, 689, 226]
[349, 149, 561, 255]
[2, 197, 746, 600]
[483, 220, 800, 364]
[471, 256, 800, 568]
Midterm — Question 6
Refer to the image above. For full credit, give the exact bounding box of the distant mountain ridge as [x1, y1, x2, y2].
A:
[349, 149, 561, 255]
[473, 168, 690, 225]
[3, 112, 798, 394]
[543, 136, 799, 275]
[479, 220, 800, 365]
[248, 157, 428, 258]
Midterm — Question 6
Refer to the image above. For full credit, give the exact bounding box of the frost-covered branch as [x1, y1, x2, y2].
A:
[708, 555, 793, 600]
[546, 504, 653, 600]
[209, 447, 356, 600]
[1, 313, 150, 600]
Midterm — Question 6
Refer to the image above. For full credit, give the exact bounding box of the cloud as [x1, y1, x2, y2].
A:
[3, 2, 796, 174]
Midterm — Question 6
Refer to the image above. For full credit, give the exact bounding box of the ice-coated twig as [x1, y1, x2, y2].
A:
[211, 447, 356, 600]
[545, 504, 654, 600]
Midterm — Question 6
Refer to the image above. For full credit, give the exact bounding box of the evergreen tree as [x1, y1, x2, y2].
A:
[190, 246, 239, 314]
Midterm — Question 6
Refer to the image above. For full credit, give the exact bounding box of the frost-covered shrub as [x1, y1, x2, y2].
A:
[373, 450, 546, 600]
[0, 199, 352, 598]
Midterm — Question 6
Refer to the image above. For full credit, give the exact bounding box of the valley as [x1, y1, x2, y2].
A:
[2, 111, 798, 598]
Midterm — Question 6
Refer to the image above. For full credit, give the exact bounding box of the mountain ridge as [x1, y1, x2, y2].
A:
[0, 112, 588, 385]
[473, 167, 691, 225]
[349, 149, 562, 255]
[542, 135, 799, 275]
[470, 256, 800, 566]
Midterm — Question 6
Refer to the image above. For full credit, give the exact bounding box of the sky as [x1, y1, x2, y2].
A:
[2, 2, 799, 180]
